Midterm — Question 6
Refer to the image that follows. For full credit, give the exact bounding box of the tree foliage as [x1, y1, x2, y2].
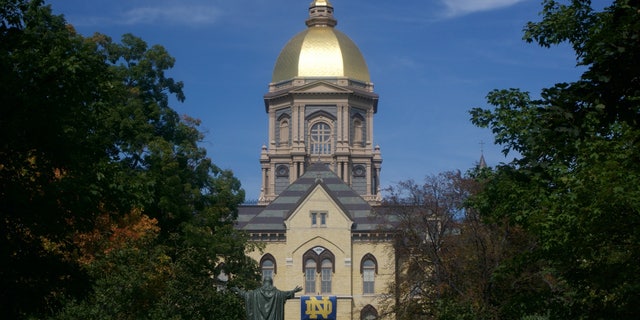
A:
[1, 1, 257, 318]
[378, 171, 522, 320]
[470, 0, 640, 318]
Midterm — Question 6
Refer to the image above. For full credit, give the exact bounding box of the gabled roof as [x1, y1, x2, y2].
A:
[237, 163, 383, 232]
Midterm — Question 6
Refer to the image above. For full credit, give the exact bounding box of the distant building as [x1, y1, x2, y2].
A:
[237, 1, 393, 319]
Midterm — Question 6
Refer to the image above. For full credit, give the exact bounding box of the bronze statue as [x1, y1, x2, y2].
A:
[232, 277, 302, 320]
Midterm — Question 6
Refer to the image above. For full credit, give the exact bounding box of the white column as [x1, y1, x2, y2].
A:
[344, 104, 350, 144]
[367, 108, 374, 147]
[292, 104, 299, 143]
[366, 163, 372, 196]
[269, 109, 276, 147]
[337, 104, 343, 142]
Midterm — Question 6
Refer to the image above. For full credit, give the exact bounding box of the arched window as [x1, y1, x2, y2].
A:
[363, 259, 375, 294]
[361, 305, 378, 320]
[305, 259, 317, 294]
[279, 119, 289, 146]
[302, 247, 335, 295]
[310, 122, 331, 154]
[260, 254, 276, 280]
[321, 259, 332, 293]
[353, 118, 363, 145]
[361, 254, 378, 294]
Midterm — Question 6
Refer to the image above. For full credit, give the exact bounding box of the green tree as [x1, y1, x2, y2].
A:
[1, 1, 257, 318]
[382, 169, 536, 320]
[378, 171, 511, 320]
[1, 1, 115, 317]
[470, 0, 640, 318]
[54, 210, 250, 320]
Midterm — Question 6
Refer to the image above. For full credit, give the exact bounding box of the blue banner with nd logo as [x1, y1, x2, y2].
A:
[301, 296, 337, 320]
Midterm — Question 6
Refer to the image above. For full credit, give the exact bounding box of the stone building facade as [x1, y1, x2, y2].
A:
[237, 2, 394, 319]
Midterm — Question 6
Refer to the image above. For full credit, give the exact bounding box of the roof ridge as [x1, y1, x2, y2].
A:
[240, 163, 373, 231]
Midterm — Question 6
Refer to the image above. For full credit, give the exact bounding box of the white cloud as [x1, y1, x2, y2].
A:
[441, 0, 527, 17]
[63, 2, 222, 27]
[121, 4, 221, 26]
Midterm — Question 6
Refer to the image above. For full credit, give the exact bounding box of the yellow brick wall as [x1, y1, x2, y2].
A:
[244, 187, 394, 319]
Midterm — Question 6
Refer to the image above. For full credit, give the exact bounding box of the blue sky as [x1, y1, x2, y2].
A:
[49, 0, 582, 201]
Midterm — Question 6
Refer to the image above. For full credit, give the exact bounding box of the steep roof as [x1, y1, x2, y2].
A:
[237, 163, 383, 232]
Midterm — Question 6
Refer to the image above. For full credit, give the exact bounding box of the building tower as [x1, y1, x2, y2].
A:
[238, 3, 394, 319]
[259, 0, 382, 205]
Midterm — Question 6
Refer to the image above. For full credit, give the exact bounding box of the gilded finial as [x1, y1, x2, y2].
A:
[310, 0, 332, 6]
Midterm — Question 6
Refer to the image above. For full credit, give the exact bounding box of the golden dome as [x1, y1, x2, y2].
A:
[311, 0, 332, 6]
[271, 2, 370, 83]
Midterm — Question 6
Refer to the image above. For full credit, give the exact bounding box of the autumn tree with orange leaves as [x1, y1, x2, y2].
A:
[1, 1, 257, 319]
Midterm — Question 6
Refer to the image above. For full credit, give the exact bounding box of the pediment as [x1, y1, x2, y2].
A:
[264, 80, 378, 112]
[284, 184, 354, 230]
[289, 81, 353, 94]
